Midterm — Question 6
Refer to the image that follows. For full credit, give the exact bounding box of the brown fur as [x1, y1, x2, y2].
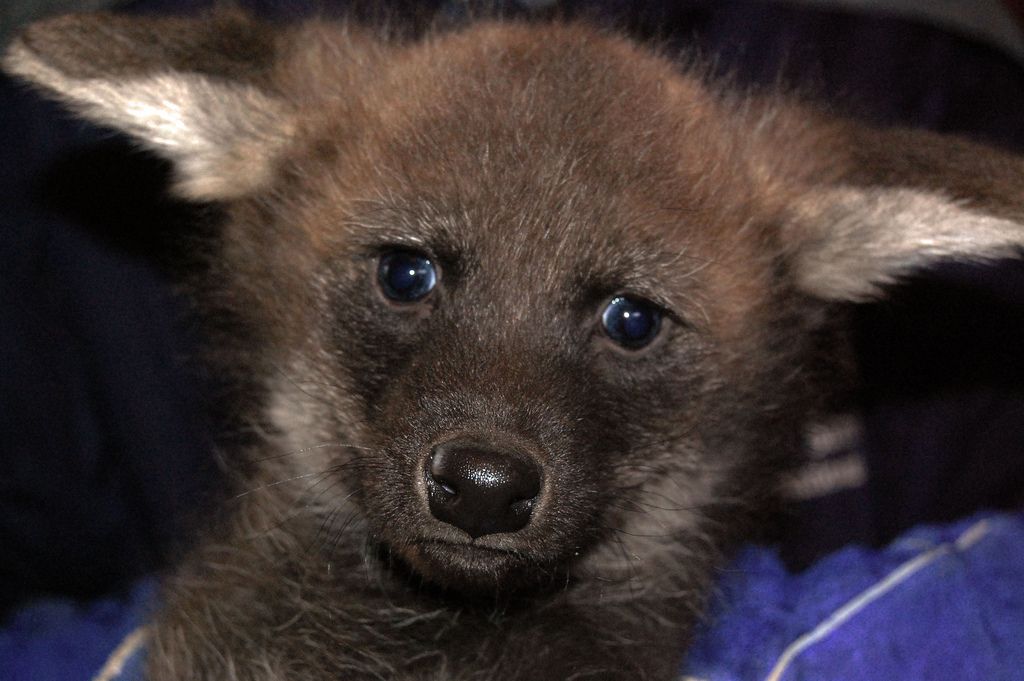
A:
[4, 10, 1024, 680]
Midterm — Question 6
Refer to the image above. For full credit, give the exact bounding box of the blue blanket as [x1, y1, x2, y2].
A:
[0, 580, 154, 681]
[685, 512, 1024, 680]
[3, 512, 1022, 680]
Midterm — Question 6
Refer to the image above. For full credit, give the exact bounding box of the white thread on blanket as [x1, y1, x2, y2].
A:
[763, 518, 992, 681]
[92, 625, 151, 681]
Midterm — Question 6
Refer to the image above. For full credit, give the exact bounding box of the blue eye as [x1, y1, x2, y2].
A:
[378, 250, 437, 302]
[601, 296, 663, 349]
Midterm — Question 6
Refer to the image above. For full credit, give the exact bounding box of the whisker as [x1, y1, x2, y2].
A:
[230, 471, 329, 499]
[606, 498, 699, 514]
[253, 441, 373, 463]
[309, 502, 347, 553]
[325, 508, 366, 557]
[230, 455, 373, 503]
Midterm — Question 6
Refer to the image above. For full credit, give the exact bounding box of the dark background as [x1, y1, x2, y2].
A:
[2, 0, 1023, 614]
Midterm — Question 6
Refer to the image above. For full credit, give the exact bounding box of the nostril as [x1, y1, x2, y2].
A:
[428, 465, 459, 497]
[426, 442, 542, 538]
[427, 458, 457, 498]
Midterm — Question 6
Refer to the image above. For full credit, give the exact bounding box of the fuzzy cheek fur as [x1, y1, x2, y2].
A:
[6, 9, 1024, 681]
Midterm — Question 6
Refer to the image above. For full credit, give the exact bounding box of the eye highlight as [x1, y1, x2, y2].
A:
[378, 250, 437, 303]
[601, 295, 663, 349]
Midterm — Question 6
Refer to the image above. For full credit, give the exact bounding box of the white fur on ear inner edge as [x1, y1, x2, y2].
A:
[3, 40, 293, 200]
[793, 187, 1024, 301]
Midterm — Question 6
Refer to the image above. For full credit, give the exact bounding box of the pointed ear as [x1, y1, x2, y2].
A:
[2, 11, 295, 200]
[788, 127, 1024, 301]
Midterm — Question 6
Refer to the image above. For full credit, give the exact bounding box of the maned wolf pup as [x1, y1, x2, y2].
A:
[5, 9, 1024, 680]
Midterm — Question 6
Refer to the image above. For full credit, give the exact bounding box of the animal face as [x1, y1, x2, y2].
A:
[6, 9, 1024, 680]
[222, 22, 818, 595]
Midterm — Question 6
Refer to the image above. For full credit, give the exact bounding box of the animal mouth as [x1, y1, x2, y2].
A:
[418, 538, 521, 558]
[412, 537, 524, 568]
[388, 537, 542, 593]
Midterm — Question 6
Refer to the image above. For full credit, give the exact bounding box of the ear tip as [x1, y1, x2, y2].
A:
[3, 11, 120, 79]
[2, 35, 81, 98]
[2, 38, 40, 82]
[2, 14, 71, 78]
[8, 11, 83, 47]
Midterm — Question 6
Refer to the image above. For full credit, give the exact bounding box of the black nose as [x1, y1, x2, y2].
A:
[425, 442, 542, 538]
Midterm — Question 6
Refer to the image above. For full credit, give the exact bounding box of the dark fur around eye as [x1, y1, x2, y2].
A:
[601, 295, 663, 349]
[378, 250, 437, 302]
